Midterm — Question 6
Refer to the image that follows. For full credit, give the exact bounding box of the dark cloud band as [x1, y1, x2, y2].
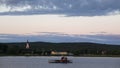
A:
[0, 0, 120, 16]
[0, 33, 120, 45]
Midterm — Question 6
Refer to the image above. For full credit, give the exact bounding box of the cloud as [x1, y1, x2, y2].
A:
[0, 32, 120, 45]
[0, 0, 120, 16]
[107, 10, 120, 15]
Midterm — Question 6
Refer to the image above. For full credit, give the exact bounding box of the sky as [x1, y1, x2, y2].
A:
[0, 0, 120, 44]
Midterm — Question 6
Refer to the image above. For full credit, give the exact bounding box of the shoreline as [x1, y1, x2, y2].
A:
[0, 55, 120, 57]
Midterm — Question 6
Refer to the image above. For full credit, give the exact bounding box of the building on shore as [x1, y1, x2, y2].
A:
[21, 40, 33, 55]
[51, 51, 69, 56]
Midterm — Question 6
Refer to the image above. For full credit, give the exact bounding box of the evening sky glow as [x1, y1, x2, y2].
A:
[0, 15, 120, 35]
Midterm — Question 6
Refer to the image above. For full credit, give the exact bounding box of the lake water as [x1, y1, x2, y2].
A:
[0, 56, 120, 68]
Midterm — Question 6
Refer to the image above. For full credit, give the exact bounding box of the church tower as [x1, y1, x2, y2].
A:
[26, 40, 30, 49]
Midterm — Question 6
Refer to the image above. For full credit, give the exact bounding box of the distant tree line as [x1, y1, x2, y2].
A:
[0, 42, 120, 56]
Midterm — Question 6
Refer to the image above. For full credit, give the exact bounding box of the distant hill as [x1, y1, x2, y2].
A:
[0, 42, 120, 56]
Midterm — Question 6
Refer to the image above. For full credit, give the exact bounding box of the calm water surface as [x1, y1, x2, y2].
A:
[0, 56, 120, 68]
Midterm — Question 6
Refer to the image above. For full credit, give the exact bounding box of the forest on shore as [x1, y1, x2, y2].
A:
[0, 42, 120, 56]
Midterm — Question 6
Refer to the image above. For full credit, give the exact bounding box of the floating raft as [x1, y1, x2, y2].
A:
[49, 60, 72, 63]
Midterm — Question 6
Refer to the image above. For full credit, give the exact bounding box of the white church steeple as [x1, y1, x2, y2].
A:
[26, 40, 30, 49]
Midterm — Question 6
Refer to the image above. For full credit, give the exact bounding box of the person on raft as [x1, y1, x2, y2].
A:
[61, 56, 68, 62]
